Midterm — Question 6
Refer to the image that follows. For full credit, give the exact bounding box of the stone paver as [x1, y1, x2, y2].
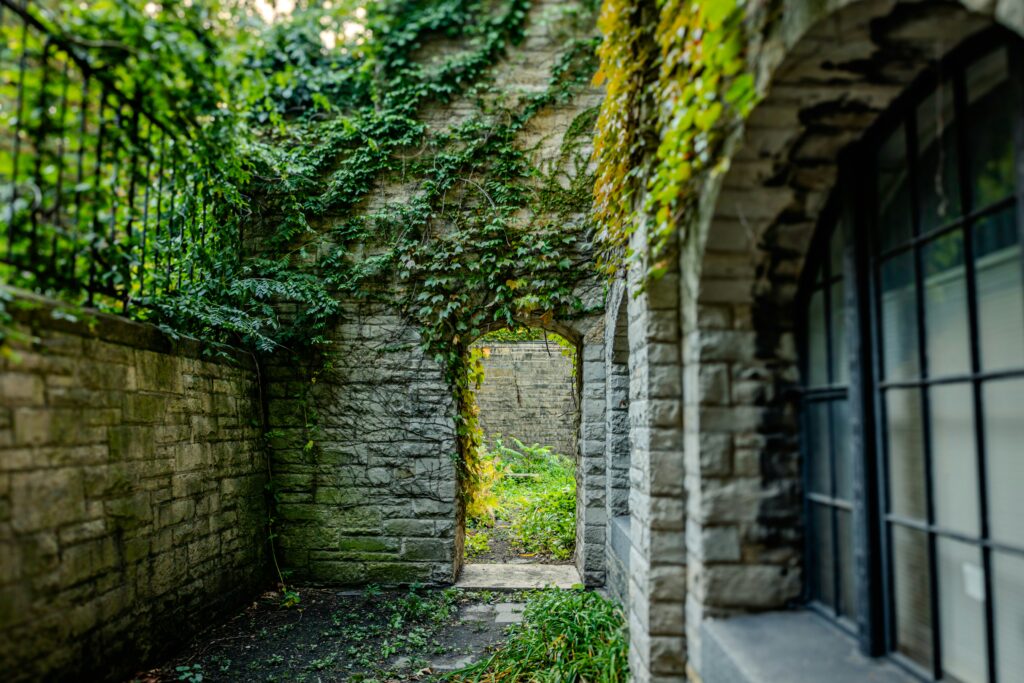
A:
[494, 602, 526, 624]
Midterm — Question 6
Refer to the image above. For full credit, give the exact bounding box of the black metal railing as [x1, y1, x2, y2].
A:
[0, 0, 215, 313]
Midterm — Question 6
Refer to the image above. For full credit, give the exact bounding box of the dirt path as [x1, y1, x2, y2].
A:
[130, 587, 531, 683]
[466, 521, 573, 566]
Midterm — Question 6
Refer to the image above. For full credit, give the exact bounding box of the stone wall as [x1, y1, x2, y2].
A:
[473, 341, 577, 456]
[263, 0, 609, 588]
[595, 1, 1024, 682]
[0, 293, 268, 682]
[684, 4, 1024, 680]
[264, 301, 459, 586]
[602, 288, 630, 605]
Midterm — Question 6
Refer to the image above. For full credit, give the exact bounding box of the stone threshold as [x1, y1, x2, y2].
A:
[455, 563, 583, 590]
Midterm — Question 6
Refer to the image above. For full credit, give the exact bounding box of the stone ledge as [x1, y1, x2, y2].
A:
[699, 611, 917, 683]
[1, 287, 255, 369]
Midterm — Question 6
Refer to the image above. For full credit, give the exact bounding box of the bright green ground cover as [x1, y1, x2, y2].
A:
[466, 438, 576, 561]
[444, 588, 629, 683]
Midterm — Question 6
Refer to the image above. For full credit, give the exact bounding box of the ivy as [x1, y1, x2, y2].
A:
[7, 1, 605, 512]
[591, 0, 655, 273]
[591, 0, 766, 278]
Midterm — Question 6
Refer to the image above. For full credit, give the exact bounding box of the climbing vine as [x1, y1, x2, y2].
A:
[592, 0, 765, 277]
[114, 0, 601, 506]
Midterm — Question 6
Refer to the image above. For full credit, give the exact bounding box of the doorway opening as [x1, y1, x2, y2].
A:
[459, 326, 581, 583]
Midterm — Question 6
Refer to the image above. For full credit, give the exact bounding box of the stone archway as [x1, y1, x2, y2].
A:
[680, 0, 1024, 675]
[454, 311, 610, 587]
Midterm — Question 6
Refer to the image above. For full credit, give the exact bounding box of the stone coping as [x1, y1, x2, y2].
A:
[1, 286, 255, 369]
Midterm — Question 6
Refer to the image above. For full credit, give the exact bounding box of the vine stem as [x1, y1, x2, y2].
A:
[250, 350, 291, 597]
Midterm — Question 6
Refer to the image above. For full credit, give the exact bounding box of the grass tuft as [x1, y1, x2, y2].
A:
[442, 588, 629, 682]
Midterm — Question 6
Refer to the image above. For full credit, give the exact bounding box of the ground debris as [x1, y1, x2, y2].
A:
[130, 587, 529, 683]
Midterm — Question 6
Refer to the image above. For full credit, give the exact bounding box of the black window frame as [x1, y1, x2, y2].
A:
[797, 26, 1024, 683]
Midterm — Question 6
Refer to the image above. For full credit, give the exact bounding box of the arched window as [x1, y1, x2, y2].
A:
[800, 31, 1024, 683]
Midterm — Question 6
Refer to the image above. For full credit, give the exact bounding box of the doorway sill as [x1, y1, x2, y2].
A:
[700, 611, 917, 683]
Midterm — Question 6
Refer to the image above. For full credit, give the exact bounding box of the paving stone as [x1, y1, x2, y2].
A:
[461, 604, 497, 621]
[494, 602, 526, 624]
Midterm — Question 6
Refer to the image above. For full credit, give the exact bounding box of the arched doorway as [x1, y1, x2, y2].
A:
[462, 326, 580, 570]
[682, 3, 1024, 683]
[452, 314, 608, 588]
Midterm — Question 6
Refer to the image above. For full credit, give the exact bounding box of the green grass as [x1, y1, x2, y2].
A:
[441, 588, 629, 682]
[467, 437, 576, 560]
[465, 528, 492, 558]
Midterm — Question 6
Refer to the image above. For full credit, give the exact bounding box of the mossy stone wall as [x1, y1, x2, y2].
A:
[0, 292, 268, 683]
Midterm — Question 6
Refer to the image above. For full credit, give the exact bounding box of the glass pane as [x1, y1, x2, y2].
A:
[881, 252, 920, 381]
[807, 288, 828, 387]
[886, 389, 927, 520]
[923, 231, 971, 376]
[807, 400, 831, 496]
[916, 84, 962, 230]
[812, 503, 835, 609]
[837, 510, 857, 621]
[830, 217, 846, 278]
[984, 378, 1024, 548]
[831, 279, 848, 385]
[966, 47, 1017, 209]
[993, 551, 1024, 683]
[892, 525, 933, 669]
[877, 124, 913, 251]
[929, 384, 979, 536]
[974, 209, 1024, 371]
[937, 538, 987, 683]
[833, 399, 852, 502]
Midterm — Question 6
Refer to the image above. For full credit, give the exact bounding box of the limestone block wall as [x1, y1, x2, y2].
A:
[667, 1, 1024, 681]
[263, 0, 609, 588]
[264, 301, 459, 586]
[0, 293, 268, 683]
[473, 341, 577, 456]
[603, 286, 631, 605]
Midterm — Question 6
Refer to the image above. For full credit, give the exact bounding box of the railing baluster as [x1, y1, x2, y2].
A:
[67, 72, 89, 286]
[1, 0, 207, 314]
[169, 147, 179, 291]
[86, 89, 108, 307]
[48, 56, 70, 279]
[7, 17, 29, 262]
[151, 129, 166, 300]
[188, 172, 197, 284]
[29, 38, 53, 275]
[122, 98, 141, 313]
[139, 115, 153, 302]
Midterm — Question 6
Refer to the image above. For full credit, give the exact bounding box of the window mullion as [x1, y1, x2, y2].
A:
[844, 156, 888, 655]
[952, 61, 999, 683]
[905, 109, 946, 682]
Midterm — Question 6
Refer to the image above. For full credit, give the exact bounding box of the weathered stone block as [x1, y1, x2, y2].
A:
[703, 564, 800, 609]
[0, 373, 45, 405]
[108, 425, 157, 461]
[135, 352, 183, 394]
[11, 469, 85, 532]
[121, 393, 169, 424]
[401, 538, 450, 562]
